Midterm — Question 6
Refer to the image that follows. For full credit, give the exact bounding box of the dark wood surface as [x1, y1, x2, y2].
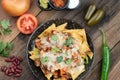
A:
[0, 0, 120, 80]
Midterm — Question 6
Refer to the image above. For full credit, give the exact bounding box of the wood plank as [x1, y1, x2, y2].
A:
[0, 0, 120, 80]
[109, 51, 120, 80]
[83, 41, 120, 80]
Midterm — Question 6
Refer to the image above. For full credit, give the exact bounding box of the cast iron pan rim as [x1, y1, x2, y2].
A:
[26, 18, 95, 80]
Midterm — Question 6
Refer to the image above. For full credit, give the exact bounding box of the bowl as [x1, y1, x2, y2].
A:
[67, 0, 81, 10]
[26, 18, 94, 80]
[48, 0, 69, 10]
[36, 0, 52, 11]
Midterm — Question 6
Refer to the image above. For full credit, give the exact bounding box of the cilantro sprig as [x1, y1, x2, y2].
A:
[65, 37, 74, 46]
[0, 20, 12, 35]
[0, 42, 13, 57]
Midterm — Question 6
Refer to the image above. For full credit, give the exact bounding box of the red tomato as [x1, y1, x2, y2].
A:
[17, 14, 38, 34]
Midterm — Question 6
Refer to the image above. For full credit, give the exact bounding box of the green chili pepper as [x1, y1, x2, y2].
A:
[85, 4, 96, 20]
[87, 9, 105, 26]
[99, 29, 110, 80]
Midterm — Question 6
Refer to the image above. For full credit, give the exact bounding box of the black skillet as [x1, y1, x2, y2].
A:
[26, 18, 94, 80]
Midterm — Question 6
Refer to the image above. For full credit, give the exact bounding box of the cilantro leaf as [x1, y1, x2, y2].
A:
[41, 56, 49, 63]
[65, 58, 72, 65]
[65, 37, 74, 46]
[2, 50, 9, 57]
[52, 47, 61, 54]
[4, 29, 12, 35]
[0, 42, 7, 53]
[50, 34, 58, 41]
[0, 42, 13, 57]
[0, 19, 12, 35]
[65, 51, 69, 56]
[56, 56, 63, 63]
[7, 43, 13, 50]
[0, 20, 10, 29]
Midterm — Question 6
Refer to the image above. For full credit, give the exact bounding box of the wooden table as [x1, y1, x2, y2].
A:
[0, 0, 120, 80]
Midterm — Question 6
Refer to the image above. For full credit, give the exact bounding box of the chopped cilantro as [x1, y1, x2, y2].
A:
[1, 20, 10, 29]
[0, 42, 7, 52]
[0, 19, 12, 35]
[50, 34, 58, 41]
[65, 37, 74, 46]
[0, 42, 13, 57]
[2, 50, 9, 57]
[52, 47, 61, 54]
[56, 56, 63, 63]
[65, 58, 72, 65]
[65, 51, 69, 56]
[7, 43, 13, 50]
[41, 56, 49, 63]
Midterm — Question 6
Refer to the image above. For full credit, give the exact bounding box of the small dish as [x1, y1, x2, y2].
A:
[48, 0, 69, 10]
[67, 0, 81, 10]
[36, 0, 52, 11]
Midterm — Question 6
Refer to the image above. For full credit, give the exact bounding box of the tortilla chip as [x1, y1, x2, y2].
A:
[38, 23, 56, 38]
[56, 22, 67, 31]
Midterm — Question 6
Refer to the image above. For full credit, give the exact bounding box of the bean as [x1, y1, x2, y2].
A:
[16, 66, 22, 70]
[3, 66, 7, 72]
[1, 56, 23, 78]
[13, 66, 17, 70]
[11, 67, 15, 73]
[7, 72, 13, 76]
[5, 58, 11, 62]
[9, 69, 12, 73]
[14, 73, 21, 77]
[15, 69, 22, 73]
[5, 69, 9, 75]
[12, 61, 18, 66]
[11, 58, 16, 62]
[17, 56, 23, 62]
[10, 56, 15, 59]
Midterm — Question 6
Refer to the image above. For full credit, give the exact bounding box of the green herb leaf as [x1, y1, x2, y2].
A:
[2, 50, 9, 57]
[65, 37, 74, 46]
[0, 20, 10, 29]
[4, 29, 12, 35]
[7, 43, 13, 50]
[65, 58, 72, 65]
[0, 19, 12, 35]
[51, 34, 58, 41]
[0, 42, 7, 52]
[52, 47, 61, 54]
[56, 56, 63, 63]
[41, 56, 49, 63]
[0, 42, 13, 57]
[65, 51, 69, 56]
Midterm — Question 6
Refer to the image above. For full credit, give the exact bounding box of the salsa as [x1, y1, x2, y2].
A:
[52, 0, 66, 8]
